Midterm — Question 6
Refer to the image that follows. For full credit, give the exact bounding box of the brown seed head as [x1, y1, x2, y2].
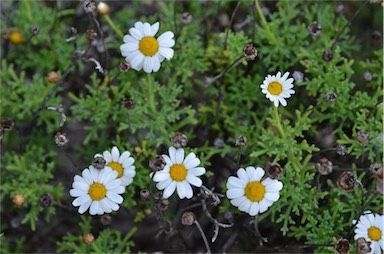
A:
[267, 163, 283, 179]
[235, 135, 247, 148]
[181, 212, 196, 226]
[118, 61, 131, 72]
[369, 162, 383, 177]
[356, 237, 371, 254]
[243, 44, 258, 61]
[316, 158, 333, 175]
[100, 214, 112, 226]
[54, 132, 69, 146]
[171, 132, 188, 148]
[181, 12, 193, 25]
[83, 233, 95, 244]
[335, 238, 350, 254]
[357, 130, 369, 144]
[336, 145, 347, 156]
[1, 117, 14, 131]
[323, 50, 334, 62]
[122, 98, 136, 110]
[92, 156, 106, 170]
[149, 155, 166, 172]
[13, 193, 25, 207]
[308, 21, 322, 36]
[325, 92, 337, 103]
[39, 193, 54, 208]
[47, 71, 59, 83]
[336, 171, 356, 192]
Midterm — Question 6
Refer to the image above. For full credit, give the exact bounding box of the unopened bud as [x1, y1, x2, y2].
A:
[118, 61, 131, 72]
[325, 92, 337, 103]
[83, 233, 94, 244]
[13, 194, 25, 207]
[181, 212, 196, 226]
[243, 44, 258, 61]
[7, 28, 24, 45]
[96, 2, 109, 16]
[308, 21, 322, 36]
[54, 132, 69, 146]
[100, 214, 112, 226]
[335, 238, 350, 254]
[357, 130, 369, 144]
[122, 98, 136, 110]
[1, 117, 14, 131]
[171, 132, 188, 148]
[149, 155, 166, 172]
[235, 135, 247, 148]
[267, 163, 283, 179]
[39, 193, 54, 208]
[181, 12, 193, 25]
[30, 26, 40, 36]
[336, 171, 356, 192]
[47, 71, 59, 83]
[323, 50, 334, 62]
[356, 237, 371, 254]
[92, 156, 106, 170]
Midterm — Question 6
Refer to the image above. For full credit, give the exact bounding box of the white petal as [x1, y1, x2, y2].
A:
[101, 168, 118, 184]
[186, 174, 202, 187]
[123, 168, 136, 177]
[183, 152, 196, 165]
[157, 31, 174, 42]
[264, 192, 280, 202]
[163, 181, 176, 198]
[134, 21, 144, 32]
[74, 175, 87, 185]
[278, 96, 287, 107]
[254, 167, 265, 181]
[230, 196, 247, 207]
[78, 199, 92, 214]
[103, 151, 112, 163]
[129, 27, 143, 41]
[156, 178, 172, 190]
[188, 167, 205, 176]
[123, 34, 138, 43]
[70, 189, 87, 197]
[111, 147, 120, 162]
[109, 185, 125, 194]
[105, 179, 122, 189]
[90, 201, 99, 215]
[169, 147, 177, 163]
[120, 43, 139, 53]
[151, 55, 161, 72]
[237, 168, 249, 183]
[143, 22, 152, 36]
[175, 148, 184, 164]
[226, 188, 244, 199]
[249, 202, 259, 216]
[118, 151, 131, 164]
[121, 176, 133, 186]
[153, 172, 170, 182]
[82, 169, 93, 185]
[99, 199, 112, 213]
[122, 158, 135, 168]
[143, 57, 152, 73]
[258, 200, 269, 213]
[176, 182, 186, 199]
[162, 154, 172, 166]
[281, 72, 289, 81]
[158, 47, 174, 60]
[246, 166, 257, 181]
[130, 53, 145, 69]
[151, 22, 159, 36]
[105, 198, 119, 211]
[106, 192, 123, 204]
[184, 157, 200, 169]
[273, 98, 279, 107]
[227, 177, 245, 189]
[73, 181, 89, 191]
[184, 182, 193, 199]
[158, 38, 175, 48]
[73, 195, 90, 207]
[239, 199, 252, 212]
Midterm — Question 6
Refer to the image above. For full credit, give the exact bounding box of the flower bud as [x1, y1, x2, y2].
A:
[149, 155, 166, 172]
[54, 132, 69, 146]
[325, 92, 337, 103]
[47, 71, 59, 83]
[369, 162, 383, 177]
[243, 44, 258, 61]
[308, 21, 322, 36]
[181, 12, 193, 25]
[181, 212, 196, 226]
[235, 135, 247, 148]
[266, 163, 283, 179]
[96, 2, 110, 16]
[316, 158, 333, 175]
[30, 26, 40, 36]
[92, 156, 106, 170]
[171, 132, 188, 148]
[39, 193, 54, 208]
[335, 238, 350, 254]
[323, 50, 334, 62]
[356, 237, 371, 254]
[336, 171, 356, 192]
[7, 28, 24, 45]
[83, 233, 94, 244]
[122, 98, 136, 110]
[118, 61, 131, 72]
[13, 194, 25, 207]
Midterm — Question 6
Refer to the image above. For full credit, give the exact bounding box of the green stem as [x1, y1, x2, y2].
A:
[273, 106, 286, 140]
[103, 14, 123, 40]
[254, 0, 278, 44]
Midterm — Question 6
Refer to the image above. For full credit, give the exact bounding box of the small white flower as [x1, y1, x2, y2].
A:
[70, 166, 125, 215]
[353, 211, 384, 254]
[120, 21, 175, 73]
[96, 146, 136, 186]
[226, 166, 283, 216]
[260, 71, 295, 107]
[150, 147, 206, 199]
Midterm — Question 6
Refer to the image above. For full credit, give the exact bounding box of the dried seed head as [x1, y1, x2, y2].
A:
[13, 193, 25, 207]
[54, 132, 69, 146]
[371, 30, 382, 41]
[335, 3, 344, 15]
[122, 98, 136, 110]
[369, 162, 383, 177]
[336, 171, 356, 192]
[235, 135, 247, 148]
[92, 156, 106, 170]
[96, 2, 110, 16]
[7, 28, 24, 45]
[1, 117, 14, 131]
[243, 44, 258, 61]
[356, 237, 371, 254]
[158, 198, 169, 211]
[357, 130, 369, 144]
[140, 189, 150, 199]
[39, 193, 54, 208]
[316, 158, 333, 175]
[335, 238, 350, 254]
[308, 21, 322, 36]
[30, 26, 40, 36]
[83, 233, 95, 244]
[47, 71, 59, 83]
[363, 71, 372, 81]
[267, 163, 283, 179]
[149, 155, 166, 172]
[325, 92, 337, 103]
[171, 132, 188, 148]
[292, 71, 304, 83]
[85, 29, 97, 41]
[336, 144, 347, 156]
[323, 50, 334, 62]
[181, 12, 193, 25]
[118, 61, 131, 72]
[83, 0, 96, 14]
[100, 214, 112, 226]
[153, 192, 163, 201]
[181, 212, 196, 226]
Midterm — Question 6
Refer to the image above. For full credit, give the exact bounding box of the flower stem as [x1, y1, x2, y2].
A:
[194, 220, 212, 254]
[273, 106, 286, 140]
[103, 14, 123, 40]
[254, 0, 277, 44]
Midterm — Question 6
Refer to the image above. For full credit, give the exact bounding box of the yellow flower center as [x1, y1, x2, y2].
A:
[8, 29, 24, 45]
[244, 181, 266, 202]
[368, 226, 382, 241]
[267, 82, 283, 95]
[88, 183, 107, 201]
[169, 164, 187, 182]
[139, 36, 159, 56]
[107, 162, 124, 178]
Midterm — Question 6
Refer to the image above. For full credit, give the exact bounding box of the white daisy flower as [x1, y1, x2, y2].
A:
[353, 211, 384, 254]
[150, 147, 206, 199]
[96, 146, 136, 186]
[226, 166, 283, 216]
[70, 166, 125, 215]
[120, 21, 175, 73]
[260, 71, 295, 107]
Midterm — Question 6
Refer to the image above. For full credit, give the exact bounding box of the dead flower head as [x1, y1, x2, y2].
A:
[336, 171, 356, 192]
[266, 162, 283, 179]
[54, 132, 69, 146]
[335, 238, 350, 254]
[171, 132, 188, 148]
[316, 158, 333, 175]
[181, 211, 196, 226]
[149, 155, 166, 172]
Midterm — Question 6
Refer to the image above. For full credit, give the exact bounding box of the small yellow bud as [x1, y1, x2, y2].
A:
[13, 193, 26, 207]
[96, 2, 110, 16]
[47, 71, 59, 83]
[83, 233, 95, 244]
[8, 28, 24, 45]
